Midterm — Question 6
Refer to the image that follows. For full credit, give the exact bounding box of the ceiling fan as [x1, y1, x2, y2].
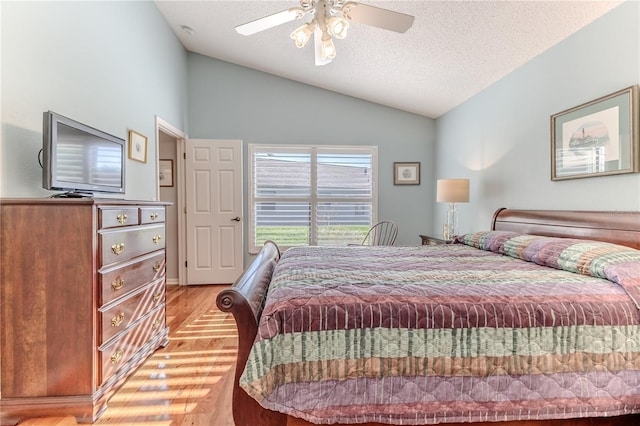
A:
[235, 0, 415, 66]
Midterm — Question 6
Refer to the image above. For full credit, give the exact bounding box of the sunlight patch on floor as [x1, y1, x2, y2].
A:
[95, 304, 237, 424]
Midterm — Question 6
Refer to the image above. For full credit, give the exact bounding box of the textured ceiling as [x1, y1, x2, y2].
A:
[154, 1, 622, 118]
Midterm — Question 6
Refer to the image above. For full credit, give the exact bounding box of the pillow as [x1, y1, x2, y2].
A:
[458, 231, 640, 284]
[459, 231, 640, 309]
[455, 231, 520, 253]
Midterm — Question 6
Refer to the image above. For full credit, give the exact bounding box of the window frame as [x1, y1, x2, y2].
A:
[248, 144, 378, 253]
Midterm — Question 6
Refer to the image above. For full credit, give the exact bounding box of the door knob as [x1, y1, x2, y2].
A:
[231, 217, 241, 222]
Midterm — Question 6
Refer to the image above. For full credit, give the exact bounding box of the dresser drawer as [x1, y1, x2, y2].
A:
[100, 224, 165, 266]
[100, 251, 165, 305]
[99, 207, 140, 229]
[99, 304, 166, 385]
[99, 278, 165, 346]
[140, 207, 166, 224]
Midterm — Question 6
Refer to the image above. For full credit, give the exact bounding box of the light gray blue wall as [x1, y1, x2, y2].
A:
[1, 1, 189, 200]
[5, 0, 633, 248]
[187, 53, 436, 246]
[434, 1, 640, 234]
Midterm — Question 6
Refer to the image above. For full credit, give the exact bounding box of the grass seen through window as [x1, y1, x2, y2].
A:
[256, 225, 370, 246]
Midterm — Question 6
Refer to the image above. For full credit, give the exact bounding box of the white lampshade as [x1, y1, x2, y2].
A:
[436, 179, 470, 203]
[321, 36, 336, 59]
[291, 22, 315, 48]
[327, 16, 349, 39]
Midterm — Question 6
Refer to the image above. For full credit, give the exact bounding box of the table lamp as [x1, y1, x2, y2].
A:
[436, 179, 470, 241]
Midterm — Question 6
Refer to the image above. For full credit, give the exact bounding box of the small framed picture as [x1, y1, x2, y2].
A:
[394, 162, 420, 185]
[128, 130, 148, 163]
[159, 159, 174, 187]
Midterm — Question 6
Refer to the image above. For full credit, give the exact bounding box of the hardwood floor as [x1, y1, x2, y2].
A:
[15, 285, 640, 426]
[18, 284, 236, 426]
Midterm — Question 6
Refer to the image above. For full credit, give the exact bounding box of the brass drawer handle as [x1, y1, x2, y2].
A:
[111, 312, 125, 327]
[111, 349, 123, 364]
[153, 262, 161, 272]
[116, 214, 128, 224]
[152, 235, 162, 244]
[111, 243, 125, 255]
[152, 319, 161, 330]
[150, 212, 158, 221]
[111, 277, 124, 291]
[153, 291, 162, 302]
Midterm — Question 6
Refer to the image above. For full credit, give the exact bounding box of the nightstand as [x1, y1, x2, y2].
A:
[420, 235, 450, 245]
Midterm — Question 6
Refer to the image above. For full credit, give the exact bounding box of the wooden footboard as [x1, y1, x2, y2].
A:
[216, 241, 287, 426]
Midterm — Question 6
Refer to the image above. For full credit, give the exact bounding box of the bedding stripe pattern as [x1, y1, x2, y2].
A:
[240, 234, 640, 424]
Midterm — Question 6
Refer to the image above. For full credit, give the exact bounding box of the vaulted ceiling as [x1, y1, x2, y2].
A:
[154, 1, 621, 118]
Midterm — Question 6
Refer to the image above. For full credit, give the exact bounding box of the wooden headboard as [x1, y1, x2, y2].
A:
[492, 208, 640, 250]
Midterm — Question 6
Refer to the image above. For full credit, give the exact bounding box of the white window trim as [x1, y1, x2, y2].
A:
[248, 144, 378, 253]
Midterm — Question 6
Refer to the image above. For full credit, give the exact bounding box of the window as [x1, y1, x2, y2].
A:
[249, 145, 377, 253]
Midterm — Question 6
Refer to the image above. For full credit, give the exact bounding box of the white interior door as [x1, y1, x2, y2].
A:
[185, 139, 243, 284]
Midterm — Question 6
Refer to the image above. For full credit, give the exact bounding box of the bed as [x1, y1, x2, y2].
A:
[217, 208, 640, 425]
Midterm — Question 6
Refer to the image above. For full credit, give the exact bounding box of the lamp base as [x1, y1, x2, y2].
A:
[445, 202, 458, 242]
[442, 224, 451, 241]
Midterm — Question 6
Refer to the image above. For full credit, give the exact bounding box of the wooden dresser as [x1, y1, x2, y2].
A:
[0, 198, 170, 424]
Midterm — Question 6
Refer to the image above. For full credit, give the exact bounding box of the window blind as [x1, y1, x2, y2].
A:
[249, 145, 377, 252]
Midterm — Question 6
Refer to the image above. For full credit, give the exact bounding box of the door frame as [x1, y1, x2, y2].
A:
[155, 115, 187, 286]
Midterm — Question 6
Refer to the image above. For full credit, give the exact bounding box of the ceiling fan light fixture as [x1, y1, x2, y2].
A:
[235, 0, 414, 65]
[327, 16, 349, 39]
[290, 22, 316, 48]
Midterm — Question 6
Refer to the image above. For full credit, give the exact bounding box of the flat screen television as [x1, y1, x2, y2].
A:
[42, 111, 126, 196]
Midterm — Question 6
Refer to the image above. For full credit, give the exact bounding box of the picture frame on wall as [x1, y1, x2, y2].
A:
[159, 159, 174, 187]
[128, 130, 148, 163]
[394, 162, 420, 185]
[551, 85, 639, 181]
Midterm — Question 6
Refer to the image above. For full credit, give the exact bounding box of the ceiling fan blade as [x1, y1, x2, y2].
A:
[342, 2, 414, 33]
[314, 27, 332, 66]
[236, 8, 304, 36]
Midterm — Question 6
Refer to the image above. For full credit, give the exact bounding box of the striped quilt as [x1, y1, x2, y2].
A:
[239, 232, 640, 424]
